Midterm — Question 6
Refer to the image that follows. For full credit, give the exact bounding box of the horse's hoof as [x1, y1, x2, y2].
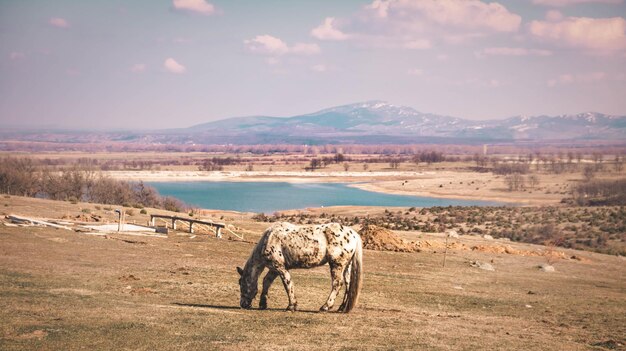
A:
[286, 304, 297, 312]
[319, 305, 329, 313]
[259, 298, 268, 310]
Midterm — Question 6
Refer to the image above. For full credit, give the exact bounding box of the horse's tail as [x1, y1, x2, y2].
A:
[344, 235, 363, 313]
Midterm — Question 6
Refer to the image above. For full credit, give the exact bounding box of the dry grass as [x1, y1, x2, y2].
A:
[1, 197, 625, 350]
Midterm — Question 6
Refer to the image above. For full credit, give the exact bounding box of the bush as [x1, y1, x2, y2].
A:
[162, 197, 186, 212]
[252, 213, 269, 222]
[493, 163, 529, 175]
[571, 179, 626, 206]
[0, 157, 188, 212]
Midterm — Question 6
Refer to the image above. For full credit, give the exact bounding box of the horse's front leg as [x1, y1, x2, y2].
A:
[320, 264, 345, 312]
[259, 270, 278, 310]
[276, 267, 297, 311]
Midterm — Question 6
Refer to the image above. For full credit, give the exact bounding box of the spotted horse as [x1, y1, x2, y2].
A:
[237, 222, 363, 313]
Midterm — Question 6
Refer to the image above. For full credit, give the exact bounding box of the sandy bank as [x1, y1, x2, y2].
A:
[105, 170, 427, 183]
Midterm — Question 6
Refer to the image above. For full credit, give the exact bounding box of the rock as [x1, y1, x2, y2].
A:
[470, 260, 495, 271]
[447, 230, 459, 238]
[483, 234, 494, 240]
[538, 264, 555, 272]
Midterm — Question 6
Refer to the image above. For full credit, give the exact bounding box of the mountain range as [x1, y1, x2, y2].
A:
[185, 101, 626, 144]
[2, 101, 625, 145]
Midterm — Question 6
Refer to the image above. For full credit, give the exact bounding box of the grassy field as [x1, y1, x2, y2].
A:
[1, 197, 624, 350]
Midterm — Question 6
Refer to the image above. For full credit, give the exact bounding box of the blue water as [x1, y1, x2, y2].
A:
[148, 181, 501, 213]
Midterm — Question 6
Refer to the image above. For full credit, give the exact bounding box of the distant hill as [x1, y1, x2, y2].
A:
[1, 101, 625, 146]
[186, 101, 626, 144]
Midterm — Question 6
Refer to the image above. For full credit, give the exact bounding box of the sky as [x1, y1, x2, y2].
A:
[1, 0, 626, 130]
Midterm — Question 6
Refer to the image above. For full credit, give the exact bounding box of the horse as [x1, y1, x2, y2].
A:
[237, 222, 363, 313]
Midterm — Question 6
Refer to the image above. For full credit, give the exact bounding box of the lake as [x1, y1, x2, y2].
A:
[148, 181, 501, 213]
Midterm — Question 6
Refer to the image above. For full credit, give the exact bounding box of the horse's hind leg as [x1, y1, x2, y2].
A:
[320, 263, 346, 312]
[338, 263, 352, 312]
[275, 267, 298, 312]
[259, 270, 278, 310]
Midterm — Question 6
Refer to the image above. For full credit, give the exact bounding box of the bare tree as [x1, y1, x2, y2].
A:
[583, 165, 596, 181]
[505, 173, 525, 191]
[613, 155, 623, 173]
[528, 174, 540, 190]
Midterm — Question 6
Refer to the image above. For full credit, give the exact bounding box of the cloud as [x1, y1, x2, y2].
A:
[378, 0, 522, 32]
[244, 35, 320, 56]
[49, 17, 69, 28]
[407, 68, 423, 76]
[450, 77, 503, 88]
[529, 16, 626, 52]
[172, 0, 215, 15]
[311, 17, 349, 40]
[10, 52, 25, 60]
[164, 58, 186, 73]
[130, 64, 146, 73]
[363, 0, 522, 33]
[310, 0, 522, 49]
[545, 10, 564, 22]
[532, 0, 622, 7]
[265, 57, 280, 65]
[244, 35, 289, 55]
[290, 43, 321, 55]
[547, 71, 607, 86]
[477, 47, 553, 57]
[403, 39, 431, 50]
[311, 64, 327, 72]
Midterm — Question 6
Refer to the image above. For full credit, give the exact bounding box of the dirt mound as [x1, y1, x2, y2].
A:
[359, 224, 420, 252]
[470, 244, 571, 260]
[419, 240, 468, 251]
[62, 213, 102, 222]
[470, 244, 534, 256]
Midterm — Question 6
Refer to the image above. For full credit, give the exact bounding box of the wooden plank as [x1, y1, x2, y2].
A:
[149, 214, 225, 229]
[7, 215, 73, 231]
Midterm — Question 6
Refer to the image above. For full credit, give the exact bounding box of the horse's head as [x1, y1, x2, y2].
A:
[237, 266, 257, 309]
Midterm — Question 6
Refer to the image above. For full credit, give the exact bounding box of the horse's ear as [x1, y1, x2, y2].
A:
[237, 266, 243, 276]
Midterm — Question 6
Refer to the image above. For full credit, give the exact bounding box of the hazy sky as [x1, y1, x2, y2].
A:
[1, 0, 626, 129]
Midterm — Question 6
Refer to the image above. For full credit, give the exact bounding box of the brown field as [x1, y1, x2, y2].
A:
[1, 196, 625, 350]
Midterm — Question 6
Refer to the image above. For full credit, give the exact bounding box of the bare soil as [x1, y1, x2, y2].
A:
[359, 224, 421, 253]
[1, 196, 625, 350]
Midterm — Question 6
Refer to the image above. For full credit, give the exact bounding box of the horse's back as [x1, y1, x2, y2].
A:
[261, 222, 359, 269]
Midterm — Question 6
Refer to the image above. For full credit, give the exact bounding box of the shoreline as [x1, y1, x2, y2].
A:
[347, 182, 551, 206]
[105, 170, 429, 183]
[107, 170, 555, 206]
